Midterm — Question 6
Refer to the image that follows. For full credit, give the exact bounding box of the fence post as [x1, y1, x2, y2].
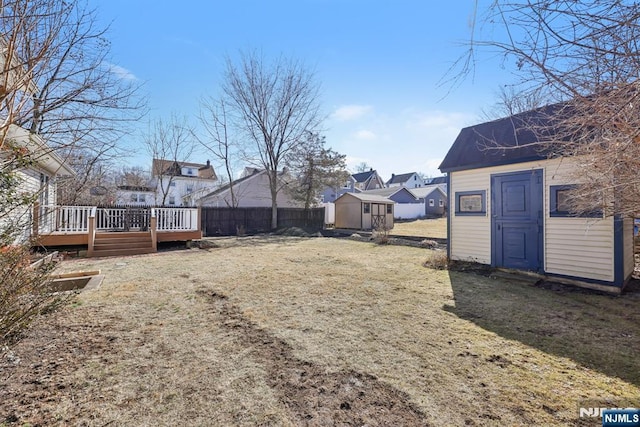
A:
[150, 208, 157, 252]
[87, 207, 96, 257]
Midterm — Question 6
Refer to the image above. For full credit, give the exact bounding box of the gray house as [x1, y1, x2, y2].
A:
[409, 185, 447, 217]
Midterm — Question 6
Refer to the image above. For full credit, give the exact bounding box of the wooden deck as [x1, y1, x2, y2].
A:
[34, 206, 202, 257]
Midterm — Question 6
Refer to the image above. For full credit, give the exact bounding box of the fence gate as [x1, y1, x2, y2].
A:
[123, 207, 151, 231]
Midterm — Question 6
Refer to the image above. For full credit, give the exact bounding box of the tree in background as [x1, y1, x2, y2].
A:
[459, 1, 640, 216]
[354, 162, 371, 173]
[287, 132, 349, 209]
[198, 98, 239, 207]
[222, 51, 322, 229]
[144, 115, 195, 206]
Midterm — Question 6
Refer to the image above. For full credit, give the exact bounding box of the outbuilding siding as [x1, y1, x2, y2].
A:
[449, 157, 633, 286]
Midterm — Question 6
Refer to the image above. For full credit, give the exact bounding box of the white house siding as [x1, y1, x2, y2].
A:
[450, 158, 624, 283]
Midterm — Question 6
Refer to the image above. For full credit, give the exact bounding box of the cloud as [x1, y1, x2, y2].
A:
[108, 63, 138, 81]
[331, 104, 373, 121]
[354, 129, 376, 140]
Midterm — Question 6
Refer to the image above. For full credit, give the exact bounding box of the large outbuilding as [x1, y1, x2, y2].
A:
[440, 107, 634, 292]
[334, 192, 395, 230]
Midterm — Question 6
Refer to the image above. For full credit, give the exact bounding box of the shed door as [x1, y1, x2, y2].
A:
[491, 170, 543, 271]
[371, 203, 386, 229]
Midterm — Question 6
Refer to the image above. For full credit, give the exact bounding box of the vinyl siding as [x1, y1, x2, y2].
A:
[449, 169, 491, 263]
[450, 158, 622, 283]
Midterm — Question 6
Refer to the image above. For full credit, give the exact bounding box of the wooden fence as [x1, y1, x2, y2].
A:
[201, 207, 325, 236]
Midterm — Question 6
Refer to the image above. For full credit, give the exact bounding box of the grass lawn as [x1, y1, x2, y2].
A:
[1, 236, 639, 426]
[392, 217, 447, 238]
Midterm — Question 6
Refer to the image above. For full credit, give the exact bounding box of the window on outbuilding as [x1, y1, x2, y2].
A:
[439, 199, 444, 207]
[429, 199, 435, 207]
[549, 185, 602, 218]
[455, 190, 486, 216]
[386, 204, 392, 214]
[363, 203, 370, 214]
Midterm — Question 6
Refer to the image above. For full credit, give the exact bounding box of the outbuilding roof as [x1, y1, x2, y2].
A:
[336, 192, 393, 204]
[439, 103, 569, 173]
[359, 187, 417, 200]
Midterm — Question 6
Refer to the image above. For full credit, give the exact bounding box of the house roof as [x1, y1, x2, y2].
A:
[199, 168, 263, 199]
[409, 184, 447, 199]
[336, 192, 393, 204]
[351, 169, 377, 183]
[117, 185, 154, 192]
[386, 172, 416, 185]
[425, 176, 447, 185]
[6, 125, 75, 176]
[439, 103, 568, 173]
[152, 158, 217, 180]
[359, 186, 417, 200]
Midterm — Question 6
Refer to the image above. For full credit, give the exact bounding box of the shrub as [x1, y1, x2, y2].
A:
[372, 227, 390, 245]
[0, 245, 68, 345]
[423, 251, 449, 270]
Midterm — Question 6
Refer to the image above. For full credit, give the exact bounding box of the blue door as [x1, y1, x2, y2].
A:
[491, 170, 543, 271]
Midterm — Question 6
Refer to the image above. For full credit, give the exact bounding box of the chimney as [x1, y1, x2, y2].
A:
[206, 159, 210, 167]
[369, 168, 373, 172]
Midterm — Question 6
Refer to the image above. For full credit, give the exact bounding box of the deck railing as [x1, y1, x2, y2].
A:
[41, 205, 92, 233]
[40, 205, 199, 233]
[155, 207, 199, 231]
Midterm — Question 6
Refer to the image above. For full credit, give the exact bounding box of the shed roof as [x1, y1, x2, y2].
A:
[360, 186, 417, 200]
[439, 103, 569, 173]
[336, 192, 393, 204]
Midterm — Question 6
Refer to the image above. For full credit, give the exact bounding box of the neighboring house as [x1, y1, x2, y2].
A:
[197, 168, 299, 208]
[334, 192, 394, 230]
[352, 169, 385, 191]
[409, 184, 447, 217]
[3, 124, 75, 242]
[439, 105, 634, 292]
[386, 172, 424, 188]
[360, 187, 423, 219]
[116, 185, 156, 206]
[151, 158, 218, 207]
[319, 169, 384, 203]
[425, 176, 447, 185]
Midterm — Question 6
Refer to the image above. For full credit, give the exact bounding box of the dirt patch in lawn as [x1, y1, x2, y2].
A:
[199, 289, 429, 426]
[1, 236, 639, 425]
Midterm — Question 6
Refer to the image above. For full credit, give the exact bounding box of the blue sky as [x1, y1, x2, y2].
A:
[92, 0, 511, 180]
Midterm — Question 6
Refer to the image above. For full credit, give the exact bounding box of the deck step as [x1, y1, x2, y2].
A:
[89, 231, 155, 258]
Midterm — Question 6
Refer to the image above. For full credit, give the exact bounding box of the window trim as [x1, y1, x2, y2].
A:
[428, 198, 435, 207]
[363, 203, 370, 214]
[549, 185, 603, 218]
[386, 204, 393, 214]
[455, 190, 486, 216]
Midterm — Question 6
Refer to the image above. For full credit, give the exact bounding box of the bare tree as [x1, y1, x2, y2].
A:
[117, 165, 151, 188]
[287, 132, 349, 209]
[222, 51, 322, 229]
[198, 97, 239, 207]
[0, 0, 145, 203]
[355, 162, 371, 173]
[457, 1, 640, 217]
[145, 115, 195, 206]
